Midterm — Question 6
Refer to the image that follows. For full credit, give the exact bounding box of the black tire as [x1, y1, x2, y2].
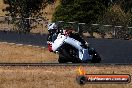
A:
[58, 43, 81, 63]
[58, 54, 68, 63]
[91, 54, 101, 63]
[88, 47, 101, 63]
[71, 58, 82, 63]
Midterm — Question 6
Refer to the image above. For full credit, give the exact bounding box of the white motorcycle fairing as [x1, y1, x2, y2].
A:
[52, 34, 91, 62]
[52, 34, 66, 51]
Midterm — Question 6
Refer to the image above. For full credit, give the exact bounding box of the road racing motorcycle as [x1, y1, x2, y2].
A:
[47, 29, 101, 63]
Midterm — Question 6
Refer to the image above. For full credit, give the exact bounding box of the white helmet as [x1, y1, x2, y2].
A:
[48, 23, 58, 30]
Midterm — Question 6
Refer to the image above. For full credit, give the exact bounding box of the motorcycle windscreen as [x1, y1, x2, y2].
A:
[79, 49, 91, 62]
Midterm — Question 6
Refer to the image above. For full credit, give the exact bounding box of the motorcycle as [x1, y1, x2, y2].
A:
[47, 29, 101, 63]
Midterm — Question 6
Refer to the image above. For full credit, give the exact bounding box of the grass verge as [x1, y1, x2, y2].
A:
[0, 42, 58, 63]
[0, 65, 131, 88]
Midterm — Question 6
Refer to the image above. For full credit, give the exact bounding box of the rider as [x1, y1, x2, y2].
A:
[47, 22, 58, 42]
[63, 27, 75, 36]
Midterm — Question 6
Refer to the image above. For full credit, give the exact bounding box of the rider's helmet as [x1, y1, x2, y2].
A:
[48, 23, 58, 30]
[48, 23, 58, 33]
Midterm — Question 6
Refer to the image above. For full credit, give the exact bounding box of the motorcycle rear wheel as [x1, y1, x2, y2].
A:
[91, 54, 101, 63]
[88, 48, 101, 63]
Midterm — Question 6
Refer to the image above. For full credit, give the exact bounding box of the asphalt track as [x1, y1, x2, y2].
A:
[86, 38, 132, 63]
[0, 31, 132, 63]
[0, 31, 47, 47]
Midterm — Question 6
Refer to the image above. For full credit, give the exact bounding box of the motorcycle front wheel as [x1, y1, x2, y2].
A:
[58, 43, 81, 63]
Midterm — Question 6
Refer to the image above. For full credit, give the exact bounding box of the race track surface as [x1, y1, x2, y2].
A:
[0, 31, 47, 47]
[86, 38, 132, 63]
[0, 31, 132, 63]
